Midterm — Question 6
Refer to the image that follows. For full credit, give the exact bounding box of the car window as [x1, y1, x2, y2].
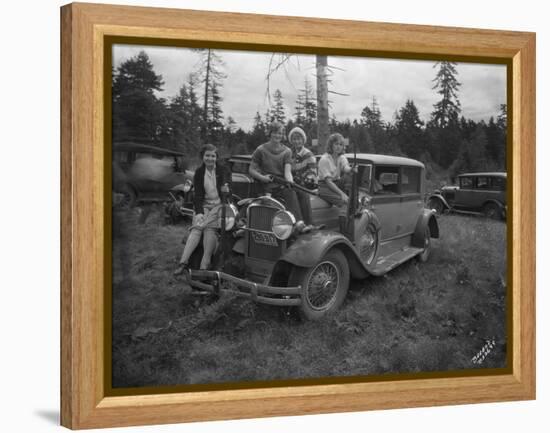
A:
[491, 176, 506, 191]
[476, 177, 490, 189]
[401, 166, 421, 194]
[459, 177, 473, 189]
[374, 166, 399, 194]
[113, 151, 129, 164]
[230, 161, 251, 174]
[358, 164, 373, 192]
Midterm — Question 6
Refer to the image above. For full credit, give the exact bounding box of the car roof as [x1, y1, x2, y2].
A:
[343, 153, 424, 168]
[113, 141, 185, 157]
[229, 153, 424, 168]
[458, 172, 507, 178]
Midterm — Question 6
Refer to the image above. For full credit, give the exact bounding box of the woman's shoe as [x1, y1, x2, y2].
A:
[173, 262, 189, 276]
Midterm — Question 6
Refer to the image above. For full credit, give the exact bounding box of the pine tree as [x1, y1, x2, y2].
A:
[302, 78, 317, 124]
[428, 61, 462, 167]
[497, 104, 507, 131]
[450, 124, 489, 176]
[248, 111, 267, 151]
[294, 93, 306, 125]
[360, 97, 385, 152]
[207, 81, 224, 143]
[270, 89, 286, 124]
[395, 99, 425, 158]
[112, 51, 166, 144]
[360, 96, 382, 129]
[430, 61, 461, 128]
[167, 74, 203, 152]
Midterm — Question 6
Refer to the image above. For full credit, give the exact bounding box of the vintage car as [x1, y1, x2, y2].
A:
[427, 172, 507, 219]
[112, 141, 193, 208]
[183, 153, 439, 320]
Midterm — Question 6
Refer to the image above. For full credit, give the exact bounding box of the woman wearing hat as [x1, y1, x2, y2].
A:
[288, 126, 316, 225]
[249, 121, 306, 225]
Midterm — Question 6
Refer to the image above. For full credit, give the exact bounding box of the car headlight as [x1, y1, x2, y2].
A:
[183, 179, 193, 193]
[217, 204, 238, 230]
[272, 210, 296, 240]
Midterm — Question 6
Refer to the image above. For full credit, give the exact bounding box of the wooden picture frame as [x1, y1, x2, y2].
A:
[61, 2, 535, 429]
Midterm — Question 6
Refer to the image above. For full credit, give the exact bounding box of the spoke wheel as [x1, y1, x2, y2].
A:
[483, 202, 500, 220]
[118, 185, 137, 209]
[289, 249, 350, 320]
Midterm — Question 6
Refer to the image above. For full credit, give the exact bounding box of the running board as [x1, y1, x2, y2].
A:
[372, 246, 424, 274]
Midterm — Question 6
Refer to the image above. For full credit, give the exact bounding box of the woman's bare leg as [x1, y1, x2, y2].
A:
[179, 228, 201, 264]
[200, 229, 218, 270]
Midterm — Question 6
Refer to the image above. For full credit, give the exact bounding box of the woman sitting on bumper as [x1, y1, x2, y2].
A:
[174, 144, 231, 275]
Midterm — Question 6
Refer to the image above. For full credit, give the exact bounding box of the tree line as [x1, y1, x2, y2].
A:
[112, 51, 506, 178]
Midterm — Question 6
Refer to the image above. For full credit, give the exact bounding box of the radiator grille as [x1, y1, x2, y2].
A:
[247, 206, 283, 261]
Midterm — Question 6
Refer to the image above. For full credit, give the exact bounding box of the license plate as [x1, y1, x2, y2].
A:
[251, 231, 278, 247]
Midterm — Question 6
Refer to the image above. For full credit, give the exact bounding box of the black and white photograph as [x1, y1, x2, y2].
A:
[110, 43, 508, 389]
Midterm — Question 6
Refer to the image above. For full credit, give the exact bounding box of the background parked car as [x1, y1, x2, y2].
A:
[112, 142, 193, 208]
[427, 172, 507, 219]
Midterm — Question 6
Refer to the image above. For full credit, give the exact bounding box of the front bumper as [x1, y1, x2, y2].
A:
[188, 270, 302, 306]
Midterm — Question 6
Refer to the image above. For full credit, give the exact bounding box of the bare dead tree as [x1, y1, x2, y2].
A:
[265, 53, 348, 152]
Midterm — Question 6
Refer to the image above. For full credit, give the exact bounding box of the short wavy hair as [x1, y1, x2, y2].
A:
[326, 133, 345, 154]
[199, 143, 218, 159]
[268, 120, 284, 135]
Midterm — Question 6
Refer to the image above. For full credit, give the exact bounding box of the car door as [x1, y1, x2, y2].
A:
[400, 166, 424, 235]
[454, 176, 475, 209]
[369, 165, 402, 241]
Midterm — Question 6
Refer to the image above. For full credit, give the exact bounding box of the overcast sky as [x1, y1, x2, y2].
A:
[113, 44, 506, 132]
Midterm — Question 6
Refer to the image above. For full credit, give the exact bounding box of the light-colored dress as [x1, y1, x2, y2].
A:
[190, 168, 221, 232]
[317, 153, 351, 215]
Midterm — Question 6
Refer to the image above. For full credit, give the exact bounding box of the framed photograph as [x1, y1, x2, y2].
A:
[61, 2, 535, 429]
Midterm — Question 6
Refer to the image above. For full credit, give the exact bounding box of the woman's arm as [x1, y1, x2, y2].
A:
[284, 163, 294, 183]
[249, 163, 271, 183]
[324, 177, 348, 202]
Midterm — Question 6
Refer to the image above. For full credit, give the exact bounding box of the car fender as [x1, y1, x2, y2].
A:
[412, 209, 440, 248]
[170, 184, 188, 193]
[280, 229, 370, 279]
[427, 192, 450, 210]
[482, 199, 505, 212]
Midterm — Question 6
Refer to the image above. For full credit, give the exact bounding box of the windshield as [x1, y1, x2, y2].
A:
[358, 164, 373, 193]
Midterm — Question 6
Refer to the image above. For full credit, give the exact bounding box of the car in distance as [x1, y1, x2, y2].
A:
[112, 142, 193, 208]
[183, 153, 439, 320]
[427, 172, 507, 219]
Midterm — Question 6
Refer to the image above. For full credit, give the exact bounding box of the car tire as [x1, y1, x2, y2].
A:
[418, 226, 432, 263]
[483, 202, 500, 220]
[289, 249, 350, 320]
[427, 197, 444, 214]
[119, 185, 137, 209]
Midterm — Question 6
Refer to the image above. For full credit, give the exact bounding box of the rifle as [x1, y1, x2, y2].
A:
[269, 174, 319, 196]
[347, 141, 358, 219]
[219, 183, 230, 272]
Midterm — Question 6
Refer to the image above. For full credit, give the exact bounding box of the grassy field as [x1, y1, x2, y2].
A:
[111, 207, 507, 388]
